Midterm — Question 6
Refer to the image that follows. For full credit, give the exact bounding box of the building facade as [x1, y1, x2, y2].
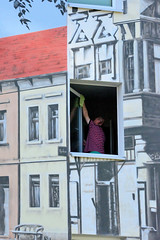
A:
[0, 82, 19, 239]
[67, 0, 160, 240]
[0, 0, 160, 239]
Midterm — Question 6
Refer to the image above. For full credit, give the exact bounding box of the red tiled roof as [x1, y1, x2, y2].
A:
[0, 26, 67, 81]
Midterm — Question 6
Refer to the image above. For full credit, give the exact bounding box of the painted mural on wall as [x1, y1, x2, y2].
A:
[0, 0, 160, 240]
[68, 1, 160, 239]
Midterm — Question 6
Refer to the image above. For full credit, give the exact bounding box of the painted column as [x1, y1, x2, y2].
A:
[133, 39, 140, 92]
[118, 40, 125, 92]
[143, 40, 150, 92]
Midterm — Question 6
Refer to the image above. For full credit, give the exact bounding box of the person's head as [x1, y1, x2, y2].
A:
[93, 116, 104, 126]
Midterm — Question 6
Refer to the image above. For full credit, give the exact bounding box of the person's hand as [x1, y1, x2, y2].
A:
[80, 94, 85, 107]
[74, 98, 79, 108]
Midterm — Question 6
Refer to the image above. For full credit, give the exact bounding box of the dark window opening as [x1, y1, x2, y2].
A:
[70, 83, 118, 155]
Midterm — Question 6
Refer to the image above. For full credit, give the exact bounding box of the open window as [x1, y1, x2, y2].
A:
[70, 80, 124, 157]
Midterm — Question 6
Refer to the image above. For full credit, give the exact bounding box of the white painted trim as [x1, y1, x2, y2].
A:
[44, 92, 63, 98]
[70, 152, 125, 161]
[68, 1, 123, 12]
[25, 95, 43, 101]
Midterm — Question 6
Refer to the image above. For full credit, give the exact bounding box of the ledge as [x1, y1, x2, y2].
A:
[0, 143, 9, 147]
[70, 152, 125, 162]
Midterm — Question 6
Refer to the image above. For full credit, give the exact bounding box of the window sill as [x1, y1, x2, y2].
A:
[28, 207, 42, 211]
[70, 152, 125, 161]
[0, 143, 9, 146]
[45, 138, 62, 144]
[47, 207, 60, 211]
[27, 140, 42, 145]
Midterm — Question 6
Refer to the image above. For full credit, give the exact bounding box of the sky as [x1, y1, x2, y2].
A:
[0, 0, 67, 38]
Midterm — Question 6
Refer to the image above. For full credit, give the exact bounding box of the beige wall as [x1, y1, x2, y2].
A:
[20, 83, 67, 161]
[20, 161, 68, 239]
[0, 91, 18, 161]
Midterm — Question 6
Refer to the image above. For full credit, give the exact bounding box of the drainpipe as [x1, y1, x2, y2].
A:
[141, 226, 156, 240]
[15, 80, 21, 225]
[66, 72, 71, 240]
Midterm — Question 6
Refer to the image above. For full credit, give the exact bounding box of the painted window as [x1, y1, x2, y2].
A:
[29, 175, 40, 207]
[29, 106, 39, 141]
[154, 44, 160, 93]
[99, 59, 112, 75]
[0, 111, 6, 143]
[124, 41, 134, 93]
[96, 162, 119, 235]
[0, 177, 9, 236]
[49, 175, 60, 208]
[148, 166, 160, 230]
[48, 104, 59, 140]
[75, 65, 90, 79]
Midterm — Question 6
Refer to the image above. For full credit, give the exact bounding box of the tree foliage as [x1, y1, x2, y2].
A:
[9, 0, 67, 29]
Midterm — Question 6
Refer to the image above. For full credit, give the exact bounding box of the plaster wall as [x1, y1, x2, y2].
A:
[0, 165, 19, 239]
[0, 91, 18, 161]
[20, 161, 68, 239]
[20, 83, 66, 161]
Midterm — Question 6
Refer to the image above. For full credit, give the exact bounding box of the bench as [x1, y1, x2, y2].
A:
[12, 224, 44, 240]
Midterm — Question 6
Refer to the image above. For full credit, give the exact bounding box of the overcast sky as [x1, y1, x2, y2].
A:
[0, 0, 67, 38]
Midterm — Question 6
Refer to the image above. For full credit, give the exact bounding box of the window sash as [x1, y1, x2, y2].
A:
[48, 104, 59, 140]
[49, 175, 60, 208]
[29, 175, 40, 207]
[29, 107, 39, 141]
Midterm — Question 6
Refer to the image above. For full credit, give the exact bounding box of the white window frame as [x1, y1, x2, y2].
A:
[99, 59, 112, 75]
[29, 174, 40, 208]
[67, 0, 123, 12]
[0, 110, 7, 144]
[69, 80, 125, 161]
[49, 174, 60, 208]
[28, 106, 40, 143]
[48, 104, 59, 141]
[75, 64, 90, 79]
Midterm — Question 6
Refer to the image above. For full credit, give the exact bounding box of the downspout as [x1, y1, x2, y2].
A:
[15, 80, 21, 225]
[66, 72, 71, 240]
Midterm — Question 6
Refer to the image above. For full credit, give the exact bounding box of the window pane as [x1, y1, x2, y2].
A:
[29, 175, 40, 207]
[124, 41, 134, 93]
[0, 112, 6, 143]
[76, 65, 90, 79]
[29, 107, 39, 141]
[0, 176, 9, 235]
[100, 59, 112, 75]
[49, 175, 59, 208]
[0, 124, 4, 142]
[0, 112, 4, 120]
[48, 104, 58, 140]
